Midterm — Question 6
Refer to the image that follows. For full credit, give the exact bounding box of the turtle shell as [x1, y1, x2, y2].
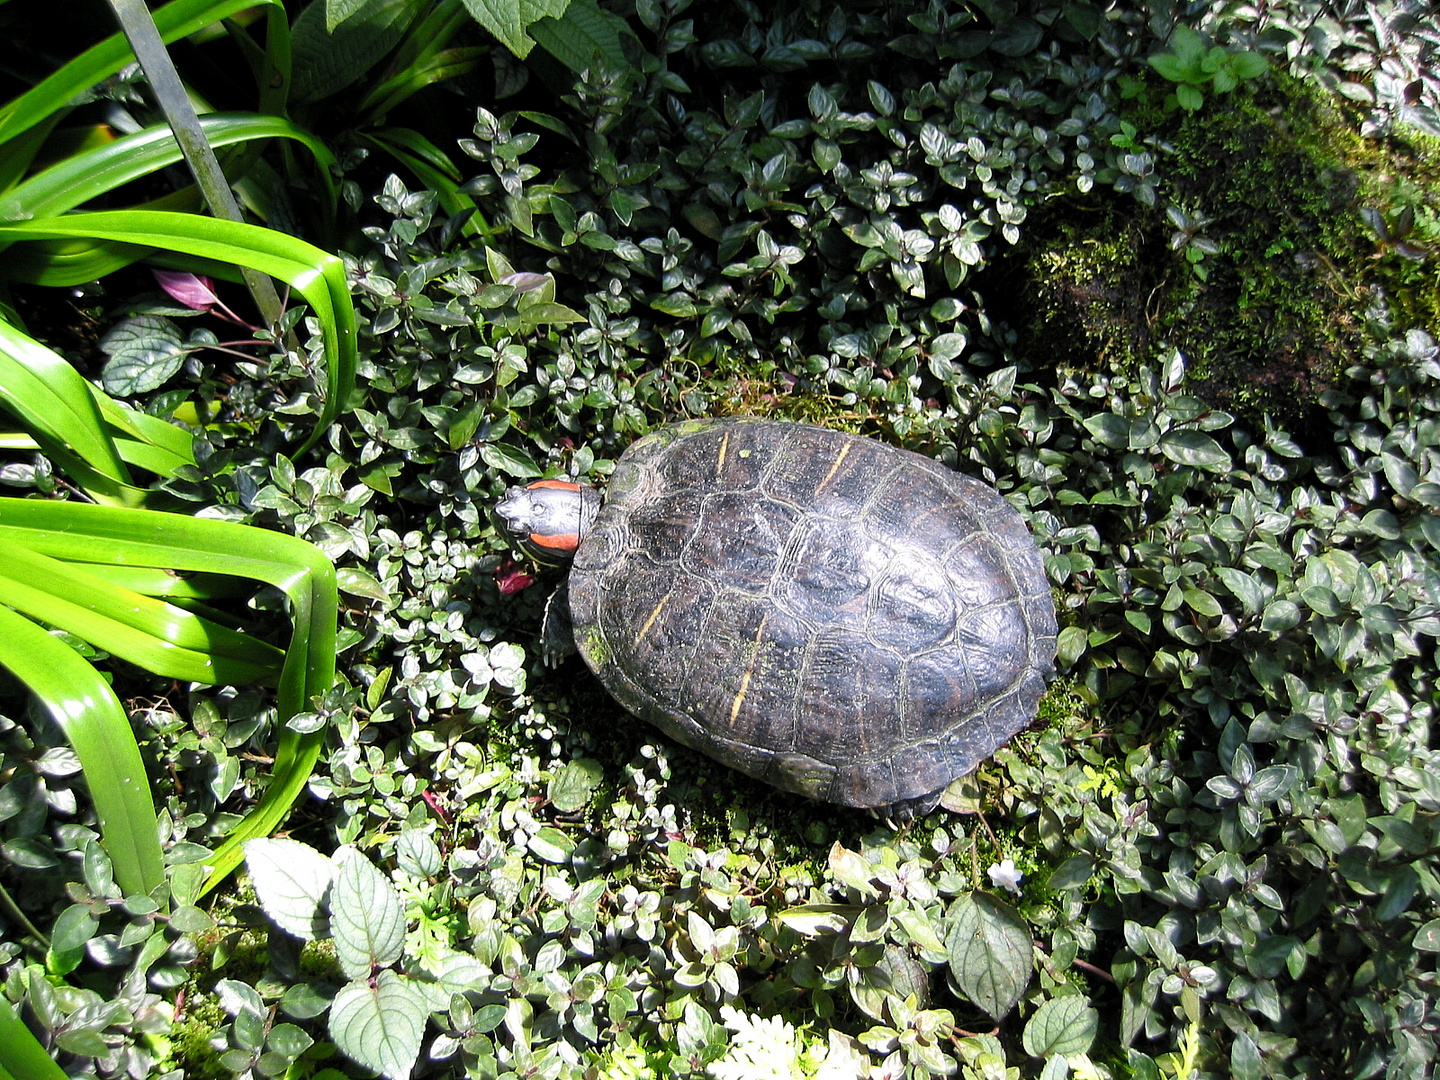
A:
[567, 418, 1056, 810]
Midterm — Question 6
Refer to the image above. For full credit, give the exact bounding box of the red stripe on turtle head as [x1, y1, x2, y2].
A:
[529, 531, 580, 553]
[530, 479, 582, 492]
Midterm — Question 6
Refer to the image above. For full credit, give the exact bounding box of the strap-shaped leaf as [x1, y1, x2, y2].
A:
[0, 0, 285, 148]
[0, 605, 164, 898]
[0, 538, 284, 685]
[0, 992, 72, 1080]
[0, 499, 337, 893]
[0, 211, 356, 456]
[0, 320, 136, 502]
[0, 113, 337, 222]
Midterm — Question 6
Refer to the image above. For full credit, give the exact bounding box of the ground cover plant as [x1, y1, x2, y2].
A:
[0, 1, 1438, 1079]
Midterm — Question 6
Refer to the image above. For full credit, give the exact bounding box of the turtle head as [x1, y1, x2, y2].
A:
[496, 479, 602, 565]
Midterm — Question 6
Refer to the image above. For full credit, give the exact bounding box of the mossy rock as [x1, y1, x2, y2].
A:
[992, 73, 1440, 445]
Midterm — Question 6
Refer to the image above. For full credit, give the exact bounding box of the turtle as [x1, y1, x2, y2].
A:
[496, 417, 1056, 816]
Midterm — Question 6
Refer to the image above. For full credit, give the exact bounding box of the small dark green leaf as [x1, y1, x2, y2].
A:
[479, 442, 542, 478]
[51, 904, 99, 954]
[1160, 429, 1230, 470]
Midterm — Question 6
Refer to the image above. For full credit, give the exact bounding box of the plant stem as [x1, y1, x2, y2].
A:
[105, 0, 285, 330]
[0, 878, 50, 954]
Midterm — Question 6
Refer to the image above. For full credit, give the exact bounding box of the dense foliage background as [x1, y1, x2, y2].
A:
[1, 1, 1438, 1078]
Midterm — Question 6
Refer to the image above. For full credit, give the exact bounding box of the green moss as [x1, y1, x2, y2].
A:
[1035, 676, 1089, 735]
[169, 995, 230, 1080]
[1002, 73, 1439, 437]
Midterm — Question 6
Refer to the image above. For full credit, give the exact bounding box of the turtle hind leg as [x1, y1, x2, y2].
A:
[874, 788, 945, 825]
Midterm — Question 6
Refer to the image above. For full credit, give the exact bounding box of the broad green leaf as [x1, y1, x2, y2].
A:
[329, 970, 426, 1080]
[1215, 566, 1265, 615]
[1082, 412, 1129, 449]
[461, 0, 571, 58]
[1260, 599, 1302, 633]
[945, 892, 1032, 1020]
[1022, 995, 1098, 1056]
[529, 0, 631, 72]
[1056, 625, 1087, 668]
[331, 850, 406, 977]
[528, 826, 576, 863]
[1148, 54, 1189, 82]
[990, 16, 1043, 56]
[244, 838, 336, 940]
[1176, 83, 1205, 110]
[290, 0, 420, 104]
[1231, 1030, 1262, 1080]
[50, 904, 100, 954]
[547, 757, 604, 812]
[1182, 586, 1223, 618]
[1230, 51, 1268, 79]
[480, 442, 542, 478]
[1247, 765, 1299, 803]
[1045, 854, 1094, 891]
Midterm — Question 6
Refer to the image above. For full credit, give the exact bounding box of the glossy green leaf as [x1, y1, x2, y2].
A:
[0, 499, 337, 894]
[0, 993, 71, 1080]
[0, 0, 285, 149]
[1160, 429, 1230, 470]
[0, 538, 284, 685]
[0, 114, 337, 222]
[462, 0, 570, 58]
[328, 970, 426, 1080]
[1022, 995, 1098, 1056]
[946, 892, 1032, 1020]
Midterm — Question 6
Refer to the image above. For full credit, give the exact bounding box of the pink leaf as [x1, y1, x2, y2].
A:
[152, 269, 219, 311]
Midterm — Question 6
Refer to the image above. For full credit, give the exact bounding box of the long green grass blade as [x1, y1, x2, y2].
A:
[0, 113, 337, 222]
[0, 188, 203, 288]
[92, 394, 197, 478]
[0, 320, 145, 505]
[0, 499, 337, 893]
[0, 0, 284, 149]
[0, 539, 284, 684]
[0, 993, 70, 1080]
[0, 212, 356, 457]
[62, 563, 254, 600]
[0, 605, 164, 898]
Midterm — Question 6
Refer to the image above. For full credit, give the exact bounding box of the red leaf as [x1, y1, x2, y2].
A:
[495, 559, 537, 595]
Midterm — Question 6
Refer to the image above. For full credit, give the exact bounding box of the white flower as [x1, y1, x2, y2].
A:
[707, 1006, 834, 1080]
[987, 858, 1024, 894]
